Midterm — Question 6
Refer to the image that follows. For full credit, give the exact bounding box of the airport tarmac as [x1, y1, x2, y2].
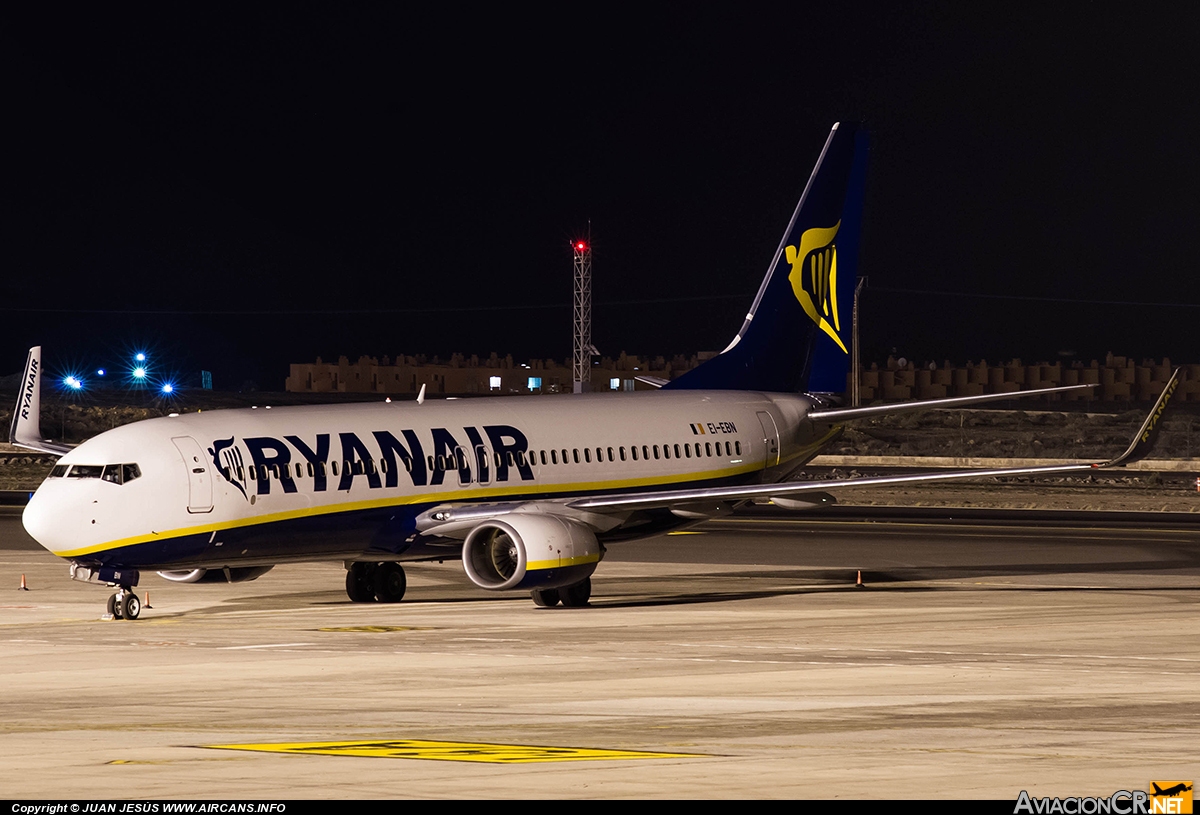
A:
[0, 507, 1197, 799]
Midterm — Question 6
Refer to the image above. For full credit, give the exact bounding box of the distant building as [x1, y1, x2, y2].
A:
[286, 352, 714, 396]
[288, 351, 1195, 402]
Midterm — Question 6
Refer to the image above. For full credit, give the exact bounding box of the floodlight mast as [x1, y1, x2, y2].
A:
[572, 230, 594, 393]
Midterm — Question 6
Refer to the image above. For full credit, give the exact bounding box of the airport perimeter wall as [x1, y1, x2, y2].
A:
[288, 351, 1191, 402]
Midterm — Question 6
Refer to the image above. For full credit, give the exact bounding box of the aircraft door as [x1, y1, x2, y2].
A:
[755, 411, 780, 469]
[171, 436, 214, 513]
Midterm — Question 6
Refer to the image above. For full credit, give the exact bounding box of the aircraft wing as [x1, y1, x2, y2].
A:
[568, 369, 1180, 513]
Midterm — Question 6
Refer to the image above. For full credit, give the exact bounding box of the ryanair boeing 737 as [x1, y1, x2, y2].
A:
[11, 123, 1179, 619]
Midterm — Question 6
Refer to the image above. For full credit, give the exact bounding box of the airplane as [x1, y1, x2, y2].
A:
[1152, 784, 1193, 797]
[11, 122, 1181, 620]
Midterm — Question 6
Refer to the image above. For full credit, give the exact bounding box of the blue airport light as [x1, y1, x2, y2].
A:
[161, 383, 175, 394]
[132, 367, 147, 379]
[97, 369, 106, 376]
[135, 353, 146, 362]
[63, 375, 83, 390]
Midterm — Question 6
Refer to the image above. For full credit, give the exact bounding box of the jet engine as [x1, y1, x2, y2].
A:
[462, 514, 600, 591]
[157, 566, 275, 584]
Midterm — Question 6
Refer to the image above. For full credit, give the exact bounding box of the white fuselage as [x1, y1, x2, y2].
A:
[23, 390, 830, 570]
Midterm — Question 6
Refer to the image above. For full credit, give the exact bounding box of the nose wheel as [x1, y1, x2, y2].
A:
[105, 587, 141, 620]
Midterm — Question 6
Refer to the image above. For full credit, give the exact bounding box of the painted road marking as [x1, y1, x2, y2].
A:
[317, 626, 429, 633]
[203, 739, 706, 763]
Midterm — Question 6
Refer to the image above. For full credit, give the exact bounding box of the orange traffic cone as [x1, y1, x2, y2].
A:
[855, 570, 865, 588]
[19, 574, 29, 591]
[144, 591, 152, 609]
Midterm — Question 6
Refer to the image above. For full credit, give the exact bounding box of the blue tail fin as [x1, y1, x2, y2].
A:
[665, 123, 869, 394]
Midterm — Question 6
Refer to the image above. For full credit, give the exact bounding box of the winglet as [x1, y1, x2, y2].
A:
[1103, 368, 1181, 467]
[9, 346, 71, 455]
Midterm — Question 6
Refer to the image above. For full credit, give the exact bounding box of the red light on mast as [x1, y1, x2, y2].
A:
[575, 241, 586, 251]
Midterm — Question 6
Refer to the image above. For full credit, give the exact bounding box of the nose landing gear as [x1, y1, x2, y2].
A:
[104, 587, 141, 620]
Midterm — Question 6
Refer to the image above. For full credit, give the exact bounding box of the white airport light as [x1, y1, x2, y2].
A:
[161, 383, 174, 394]
[132, 367, 147, 379]
[96, 369, 105, 376]
[135, 353, 146, 362]
[63, 376, 82, 390]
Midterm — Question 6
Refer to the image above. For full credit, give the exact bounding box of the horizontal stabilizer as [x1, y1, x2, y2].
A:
[808, 383, 1097, 423]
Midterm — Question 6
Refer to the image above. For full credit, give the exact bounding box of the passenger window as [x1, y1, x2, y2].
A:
[653, 445, 660, 460]
[562, 448, 569, 464]
[684, 445, 691, 459]
[606, 447, 614, 462]
[631, 446, 639, 461]
[735, 441, 742, 455]
[551, 449, 558, 465]
[663, 445, 670, 460]
[642, 445, 649, 460]
[619, 447, 626, 461]
[584, 448, 591, 463]
[674, 444, 682, 458]
[540, 450, 547, 466]
[705, 442, 712, 457]
[572, 449, 580, 464]
[695, 443, 702, 458]
[307, 462, 315, 477]
[331, 461, 339, 477]
[295, 463, 304, 478]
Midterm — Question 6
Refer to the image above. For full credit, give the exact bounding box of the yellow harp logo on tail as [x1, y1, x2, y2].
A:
[786, 221, 846, 353]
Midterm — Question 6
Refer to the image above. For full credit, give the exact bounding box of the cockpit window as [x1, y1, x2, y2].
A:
[61, 463, 141, 484]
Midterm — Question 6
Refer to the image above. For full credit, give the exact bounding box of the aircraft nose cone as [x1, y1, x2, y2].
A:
[22, 488, 66, 555]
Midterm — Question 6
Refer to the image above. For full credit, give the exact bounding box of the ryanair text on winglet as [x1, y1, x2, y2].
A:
[1142, 377, 1179, 442]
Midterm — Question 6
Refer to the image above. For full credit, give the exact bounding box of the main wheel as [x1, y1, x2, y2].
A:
[531, 588, 560, 608]
[345, 563, 375, 603]
[372, 562, 407, 603]
[121, 592, 141, 620]
[106, 593, 120, 618]
[559, 577, 591, 607]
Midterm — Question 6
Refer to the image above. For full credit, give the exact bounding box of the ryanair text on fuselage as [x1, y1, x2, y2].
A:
[210, 424, 534, 498]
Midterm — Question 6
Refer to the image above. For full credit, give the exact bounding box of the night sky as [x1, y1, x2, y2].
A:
[5, 6, 1199, 391]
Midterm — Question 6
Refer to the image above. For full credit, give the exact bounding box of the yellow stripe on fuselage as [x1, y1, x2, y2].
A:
[50, 459, 764, 559]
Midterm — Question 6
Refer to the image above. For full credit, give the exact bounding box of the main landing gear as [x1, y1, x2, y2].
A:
[531, 577, 591, 608]
[345, 562, 407, 603]
[104, 586, 141, 620]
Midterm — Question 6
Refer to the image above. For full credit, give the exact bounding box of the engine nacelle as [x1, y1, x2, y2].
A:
[462, 514, 600, 591]
[157, 566, 275, 584]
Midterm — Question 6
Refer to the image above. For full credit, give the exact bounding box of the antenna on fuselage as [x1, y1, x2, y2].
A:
[416, 383, 426, 405]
